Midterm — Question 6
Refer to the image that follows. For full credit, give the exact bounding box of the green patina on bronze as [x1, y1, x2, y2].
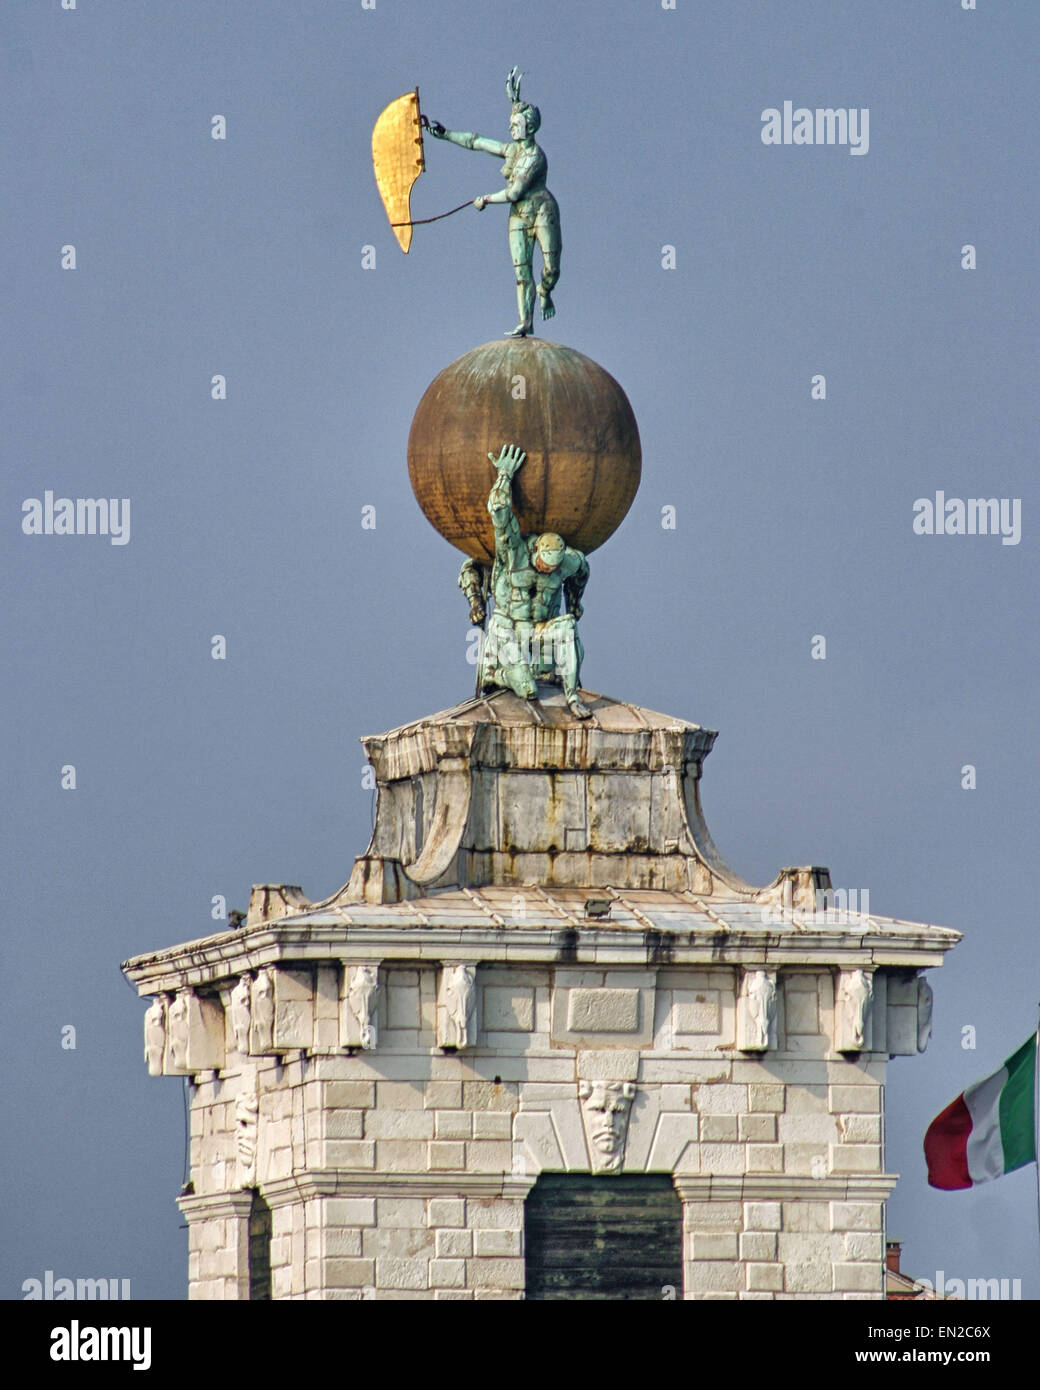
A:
[387, 74, 642, 710]
[460, 444, 591, 719]
[429, 67, 561, 337]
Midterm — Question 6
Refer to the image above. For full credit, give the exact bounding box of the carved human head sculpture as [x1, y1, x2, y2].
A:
[579, 1080, 636, 1173]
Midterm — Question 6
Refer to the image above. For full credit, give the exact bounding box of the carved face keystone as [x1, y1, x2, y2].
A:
[579, 1081, 635, 1168]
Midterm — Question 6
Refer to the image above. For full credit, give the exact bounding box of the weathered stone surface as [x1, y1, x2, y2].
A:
[483, 986, 534, 1032]
[427, 1198, 466, 1228]
[701, 1115, 739, 1142]
[577, 1049, 640, 1081]
[434, 1109, 472, 1140]
[743, 1202, 782, 1231]
[272, 968, 314, 1051]
[132, 688, 958, 1301]
[829, 1202, 882, 1231]
[746, 1262, 784, 1292]
[435, 1228, 473, 1258]
[567, 988, 640, 1033]
[739, 1232, 778, 1261]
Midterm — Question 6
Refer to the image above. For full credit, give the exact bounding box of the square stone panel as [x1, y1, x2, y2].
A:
[567, 988, 640, 1033]
[483, 987, 535, 1033]
[673, 990, 721, 1035]
[498, 772, 585, 853]
[551, 985, 655, 1048]
[587, 773, 652, 852]
[785, 991, 819, 1036]
[386, 985, 420, 1030]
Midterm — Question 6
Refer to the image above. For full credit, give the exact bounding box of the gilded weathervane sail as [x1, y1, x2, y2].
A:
[371, 89, 425, 253]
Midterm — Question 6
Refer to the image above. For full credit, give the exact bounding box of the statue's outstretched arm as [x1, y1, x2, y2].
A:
[429, 123, 507, 158]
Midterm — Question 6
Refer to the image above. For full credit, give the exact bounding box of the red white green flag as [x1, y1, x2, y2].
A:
[924, 1033, 1038, 1190]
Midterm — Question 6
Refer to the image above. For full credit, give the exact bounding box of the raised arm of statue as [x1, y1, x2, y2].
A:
[487, 445, 526, 565]
[428, 123, 508, 158]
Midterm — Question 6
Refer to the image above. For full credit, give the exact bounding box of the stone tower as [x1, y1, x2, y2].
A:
[123, 656, 958, 1299]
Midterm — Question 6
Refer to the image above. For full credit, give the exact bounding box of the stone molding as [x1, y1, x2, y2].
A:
[259, 1172, 537, 1207]
[124, 920, 957, 998]
[672, 1174, 898, 1202]
[178, 1189, 254, 1223]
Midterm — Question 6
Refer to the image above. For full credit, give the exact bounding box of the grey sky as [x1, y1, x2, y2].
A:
[2, 0, 1037, 1299]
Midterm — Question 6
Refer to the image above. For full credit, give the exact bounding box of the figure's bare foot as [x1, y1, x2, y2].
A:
[505, 322, 531, 338]
[567, 694, 592, 720]
[505, 667, 538, 700]
[539, 290, 556, 320]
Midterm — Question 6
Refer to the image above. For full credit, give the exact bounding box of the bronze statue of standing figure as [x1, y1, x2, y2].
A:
[429, 67, 561, 337]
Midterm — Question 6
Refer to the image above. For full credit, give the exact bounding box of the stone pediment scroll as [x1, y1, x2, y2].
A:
[401, 763, 471, 887]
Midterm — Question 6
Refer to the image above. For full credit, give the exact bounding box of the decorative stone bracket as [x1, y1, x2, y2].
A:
[834, 968, 874, 1053]
[341, 964, 381, 1050]
[148, 989, 224, 1074]
[143, 963, 384, 1075]
[737, 969, 778, 1052]
[437, 963, 477, 1050]
[140, 961, 937, 1078]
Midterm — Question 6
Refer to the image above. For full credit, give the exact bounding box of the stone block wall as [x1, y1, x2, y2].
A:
[163, 957, 925, 1299]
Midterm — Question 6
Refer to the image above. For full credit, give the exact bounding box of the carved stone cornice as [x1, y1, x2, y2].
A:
[122, 913, 958, 997]
[672, 1173, 898, 1203]
[258, 1171, 537, 1208]
[177, 1189, 254, 1223]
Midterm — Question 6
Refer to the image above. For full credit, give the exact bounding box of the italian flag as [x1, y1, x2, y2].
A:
[924, 1033, 1038, 1190]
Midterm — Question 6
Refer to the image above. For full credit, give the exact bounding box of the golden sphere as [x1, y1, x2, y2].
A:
[407, 338, 641, 563]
